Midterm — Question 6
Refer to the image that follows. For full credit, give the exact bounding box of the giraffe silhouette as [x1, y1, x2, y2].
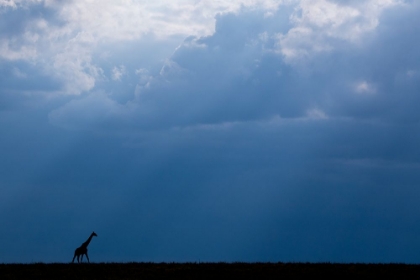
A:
[72, 231, 97, 263]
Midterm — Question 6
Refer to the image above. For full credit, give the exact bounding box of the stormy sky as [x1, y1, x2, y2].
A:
[1, 0, 420, 263]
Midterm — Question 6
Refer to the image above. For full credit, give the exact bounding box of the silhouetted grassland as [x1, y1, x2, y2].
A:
[1, 262, 420, 279]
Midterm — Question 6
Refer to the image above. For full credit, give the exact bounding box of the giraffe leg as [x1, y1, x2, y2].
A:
[86, 253, 90, 263]
[77, 255, 80, 263]
[81, 254, 84, 262]
[72, 254, 76, 263]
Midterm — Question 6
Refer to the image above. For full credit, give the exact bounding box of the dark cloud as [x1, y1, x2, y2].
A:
[1, 3, 420, 263]
[0, 60, 61, 96]
[4, 114, 420, 262]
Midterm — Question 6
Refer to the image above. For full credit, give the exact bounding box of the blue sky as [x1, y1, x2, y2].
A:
[1, 0, 420, 263]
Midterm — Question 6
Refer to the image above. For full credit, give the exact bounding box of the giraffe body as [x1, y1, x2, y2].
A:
[72, 231, 97, 263]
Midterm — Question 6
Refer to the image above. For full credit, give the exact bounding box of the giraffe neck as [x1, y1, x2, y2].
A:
[82, 233, 94, 248]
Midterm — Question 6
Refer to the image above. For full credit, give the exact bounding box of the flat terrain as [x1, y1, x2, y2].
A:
[1, 262, 420, 279]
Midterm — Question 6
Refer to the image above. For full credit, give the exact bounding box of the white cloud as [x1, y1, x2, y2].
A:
[276, 0, 402, 62]
[0, 0, 286, 95]
[54, 0, 284, 41]
[0, 0, 15, 8]
[0, 0, 411, 97]
[48, 32, 102, 95]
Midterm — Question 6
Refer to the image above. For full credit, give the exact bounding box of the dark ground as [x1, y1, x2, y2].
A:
[1, 262, 420, 279]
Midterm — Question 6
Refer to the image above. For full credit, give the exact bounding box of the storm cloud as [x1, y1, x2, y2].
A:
[1, 0, 420, 263]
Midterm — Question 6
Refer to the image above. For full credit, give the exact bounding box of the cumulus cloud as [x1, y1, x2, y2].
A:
[0, 0, 417, 127]
[47, 2, 420, 131]
[0, 0, 407, 97]
[55, 0, 284, 41]
[276, 0, 403, 62]
[0, 0, 287, 96]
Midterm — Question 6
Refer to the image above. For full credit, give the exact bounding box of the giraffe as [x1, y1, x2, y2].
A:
[72, 231, 97, 263]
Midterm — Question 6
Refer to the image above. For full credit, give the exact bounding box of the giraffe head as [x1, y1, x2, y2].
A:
[92, 231, 98, 237]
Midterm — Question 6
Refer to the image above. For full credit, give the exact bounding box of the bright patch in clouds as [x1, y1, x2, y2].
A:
[306, 108, 328, 120]
[277, 0, 402, 62]
[354, 81, 376, 95]
[112, 65, 126, 81]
